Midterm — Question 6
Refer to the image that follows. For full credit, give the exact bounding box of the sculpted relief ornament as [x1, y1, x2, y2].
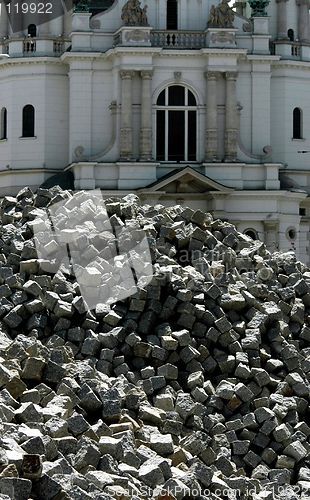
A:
[121, 0, 149, 26]
[207, 0, 235, 28]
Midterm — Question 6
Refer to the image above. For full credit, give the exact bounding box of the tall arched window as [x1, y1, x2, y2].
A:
[293, 107, 302, 139]
[156, 85, 197, 162]
[167, 0, 178, 30]
[0, 108, 7, 140]
[22, 105, 35, 137]
[28, 24, 37, 37]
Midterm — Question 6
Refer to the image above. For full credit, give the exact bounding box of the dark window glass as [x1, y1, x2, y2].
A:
[245, 230, 257, 240]
[89, 0, 114, 15]
[188, 111, 196, 161]
[168, 86, 185, 106]
[157, 90, 165, 106]
[167, 0, 178, 30]
[1, 108, 7, 140]
[168, 110, 184, 161]
[28, 24, 36, 37]
[22, 105, 35, 137]
[293, 107, 302, 139]
[288, 29, 294, 41]
[156, 110, 165, 161]
[188, 90, 196, 106]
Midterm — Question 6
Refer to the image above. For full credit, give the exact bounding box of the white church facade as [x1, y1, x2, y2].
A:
[0, 0, 310, 263]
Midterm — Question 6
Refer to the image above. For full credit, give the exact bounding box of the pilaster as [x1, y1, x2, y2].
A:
[224, 72, 238, 162]
[264, 220, 279, 252]
[205, 71, 219, 162]
[120, 70, 135, 161]
[140, 70, 153, 161]
[68, 60, 93, 163]
[248, 58, 271, 155]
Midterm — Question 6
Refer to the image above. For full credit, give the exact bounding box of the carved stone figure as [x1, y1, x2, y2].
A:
[207, 0, 235, 28]
[121, 0, 149, 26]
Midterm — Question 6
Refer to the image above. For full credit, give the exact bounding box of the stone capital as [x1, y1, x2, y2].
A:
[275, 0, 289, 3]
[120, 70, 135, 80]
[140, 70, 153, 80]
[225, 71, 238, 81]
[264, 220, 278, 230]
[296, 0, 310, 5]
[204, 71, 220, 81]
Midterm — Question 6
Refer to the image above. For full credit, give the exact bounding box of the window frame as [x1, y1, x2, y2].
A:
[293, 107, 303, 140]
[155, 85, 198, 162]
[28, 24, 37, 37]
[244, 228, 258, 241]
[22, 104, 35, 138]
[166, 0, 178, 30]
[0, 107, 7, 140]
[288, 29, 294, 42]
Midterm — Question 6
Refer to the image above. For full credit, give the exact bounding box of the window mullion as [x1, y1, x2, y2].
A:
[165, 110, 169, 161]
[185, 110, 188, 161]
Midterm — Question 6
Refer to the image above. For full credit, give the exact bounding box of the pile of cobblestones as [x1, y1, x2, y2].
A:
[0, 186, 309, 499]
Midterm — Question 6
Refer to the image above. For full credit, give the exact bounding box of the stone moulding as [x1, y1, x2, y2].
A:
[206, 28, 238, 48]
[114, 26, 152, 47]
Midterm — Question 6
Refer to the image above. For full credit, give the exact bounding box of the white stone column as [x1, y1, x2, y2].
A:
[296, 0, 310, 42]
[120, 70, 134, 161]
[205, 71, 219, 162]
[140, 70, 153, 161]
[276, 0, 289, 39]
[224, 72, 238, 162]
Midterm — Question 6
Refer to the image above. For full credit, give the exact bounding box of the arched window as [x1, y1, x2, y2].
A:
[22, 105, 35, 137]
[293, 107, 302, 139]
[0, 108, 7, 140]
[156, 85, 197, 162]
[28, 24, 37, 37]
[288, 29, 294, 41]
[167, 0, 178, 30]
[244, 229, 258, 240]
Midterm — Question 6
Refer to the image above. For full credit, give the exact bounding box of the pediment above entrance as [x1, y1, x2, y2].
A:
[139, 167, 234, 194]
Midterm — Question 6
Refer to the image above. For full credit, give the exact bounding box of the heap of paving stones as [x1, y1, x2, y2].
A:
[0, 187, 309, 499]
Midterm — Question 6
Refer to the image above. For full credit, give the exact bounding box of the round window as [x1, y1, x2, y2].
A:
[286, 228, 296, 240]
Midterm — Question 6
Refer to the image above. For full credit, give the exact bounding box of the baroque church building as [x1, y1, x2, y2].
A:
[0, 0, 310, 263]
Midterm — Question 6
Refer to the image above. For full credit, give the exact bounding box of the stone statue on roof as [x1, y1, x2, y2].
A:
[121, 0, 149, 26]
[207, 0, 235, 28]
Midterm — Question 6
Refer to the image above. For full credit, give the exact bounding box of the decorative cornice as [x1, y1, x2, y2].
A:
[61, 52, 104, 63]
[273, 59, 310, 69]
[0, 57, 65, 69]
